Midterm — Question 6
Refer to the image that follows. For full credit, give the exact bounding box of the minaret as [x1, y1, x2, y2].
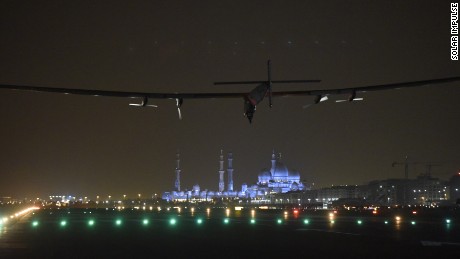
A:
[271, 149, 276, 175]
[227, 152, 234, 192]
[174, 152, 181, 192]
[218, 149, 225, 192]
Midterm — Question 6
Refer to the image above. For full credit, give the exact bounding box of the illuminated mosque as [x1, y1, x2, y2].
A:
[162, 150, 309, 202]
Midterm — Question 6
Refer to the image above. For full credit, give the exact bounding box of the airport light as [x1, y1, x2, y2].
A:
[223, 218, 229, 224]
[303, 219, 309, 224]
[446, 219, 451, 224]
[32, 221, 39, 227]
[115, 219, 122, 226]
[250, 219, 256, 224]
[142, 219, 149, 225]
[169, 218, 176, 225]
[277, 219, 283, 224]
[357, 220, 362, 225]
[196, 218, 203, 224]
[384, 221, 389, 224]
[60, 220, 67, 227]
[411, 221, 416, 225]
[88, 220, 95, 226]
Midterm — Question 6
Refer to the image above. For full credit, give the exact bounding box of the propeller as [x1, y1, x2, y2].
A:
[129, 96, 158, 107]
[335, 91, 364, 102]
[302, 95, 328, 109]
[176, 98, 183, 120]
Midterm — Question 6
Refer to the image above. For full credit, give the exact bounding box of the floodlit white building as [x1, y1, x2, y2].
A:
[162, 150, 309, 202]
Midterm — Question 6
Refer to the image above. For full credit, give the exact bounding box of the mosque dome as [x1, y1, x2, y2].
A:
[290, 170, 300, 178]
[291, 182, 299, 191]
[272, 161, 289, 179]
[258, 169, 272, 183]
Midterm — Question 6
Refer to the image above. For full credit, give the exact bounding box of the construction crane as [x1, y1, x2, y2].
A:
[423, 163, 442, 177]
[391, 156, 441, 179]
[392, 156, 416, 179]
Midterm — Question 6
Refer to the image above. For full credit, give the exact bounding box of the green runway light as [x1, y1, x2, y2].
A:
[88, 220, 95, 226]
[411, 221, 416, 225]
[60, 220, 67, 227]
[304, 219, 309, 224]
[250, 219, 256, 224]
[143, 219, 149, 225]
[384, 221, 389, 224]
[223, 218, 229, 224]
[446, 219, 451, 224]
[169, 218, 176, 225]
[357, 220, 362, 225]
[196, 218, 203, 224]
[115, 219, 122, 226]
[32, 221, 39, 227]
[277, 219, 283, 224]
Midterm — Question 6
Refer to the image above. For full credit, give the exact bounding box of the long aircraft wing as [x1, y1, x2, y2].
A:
[263, 76, 460, 97]
[0, 76, 459, 99]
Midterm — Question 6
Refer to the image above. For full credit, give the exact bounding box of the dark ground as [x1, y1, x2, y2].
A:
[1, 207, 460, 258]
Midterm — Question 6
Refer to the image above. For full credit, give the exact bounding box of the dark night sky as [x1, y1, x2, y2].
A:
[1, 0, 459, 199]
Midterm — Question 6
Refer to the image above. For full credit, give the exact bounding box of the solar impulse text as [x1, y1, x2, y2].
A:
[452, 3, 458, 60]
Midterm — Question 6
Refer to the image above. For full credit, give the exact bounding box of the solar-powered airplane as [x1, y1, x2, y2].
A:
[1, 60, 459, 123]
